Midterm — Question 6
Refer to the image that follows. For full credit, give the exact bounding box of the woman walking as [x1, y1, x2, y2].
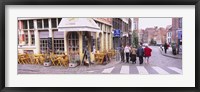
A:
[144, 45, 152, 64]
[130, 46, 137, 64]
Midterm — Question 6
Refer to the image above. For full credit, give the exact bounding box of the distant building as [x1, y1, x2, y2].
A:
[166, 25, 172, 44]
[171, 18, 182, 54]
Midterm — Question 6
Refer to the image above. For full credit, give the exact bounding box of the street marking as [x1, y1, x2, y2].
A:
[120, 66, 129, 74]
[87, 71, 94, 73]
[152, 66, 169, 74]
[168, 67, 182, 74]
[102, 67, 114, 73]
[136, 66, 149, 74]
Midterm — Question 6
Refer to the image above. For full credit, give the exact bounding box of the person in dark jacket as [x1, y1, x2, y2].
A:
[137, 45, 144, 64]
[120, 45, 125, 62]
[164, 43, 168, 54]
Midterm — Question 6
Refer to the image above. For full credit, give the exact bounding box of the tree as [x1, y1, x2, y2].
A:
[132, 30, 139, 48]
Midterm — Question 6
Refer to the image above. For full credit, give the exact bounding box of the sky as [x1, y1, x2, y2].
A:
[135, 18, 172, 30]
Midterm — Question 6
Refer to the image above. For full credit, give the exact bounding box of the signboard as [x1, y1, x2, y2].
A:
[114, 29, 120, 37]
[178, 31, 182, 40]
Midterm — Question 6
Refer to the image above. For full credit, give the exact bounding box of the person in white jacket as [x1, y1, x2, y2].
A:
[124, 44, 131, 63]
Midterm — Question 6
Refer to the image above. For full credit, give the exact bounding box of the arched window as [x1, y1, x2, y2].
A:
[68, 32, 79, 55]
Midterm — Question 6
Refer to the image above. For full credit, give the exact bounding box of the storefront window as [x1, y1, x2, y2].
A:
[39, 31, 49, 54]
[24, 31, 28, 45]
[29, 20, 34, 29]
[44, 19, 49, 28]
[37, 19, 42, 28]
[22, 20, 28, 29]
[30, 30, 35, 45]
[58, 18, 62, 25]
[54, 38, 64, 54]
[51, 18, 57, 28]
[40, 39, 48, 54]
[68, 32, 79, 54]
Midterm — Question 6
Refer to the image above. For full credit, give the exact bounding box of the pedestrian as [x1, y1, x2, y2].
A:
[130, 46, 137, 64]
[164, 42, 168, 54]
[120, 45, 125, 62]
[160, 45, 163, 51]
[124, 44, 131, 63]
[83, 45, 92, 66]
[137, 45, 144, 64]
[144, 45, 152, 64]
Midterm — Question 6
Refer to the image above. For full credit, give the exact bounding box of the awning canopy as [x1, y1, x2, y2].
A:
[58, 18, 101, 32]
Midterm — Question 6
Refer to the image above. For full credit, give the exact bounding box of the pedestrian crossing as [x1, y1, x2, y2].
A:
[120, 66, 129, 74]
[101, 65, 182, 74]
[136, 66, 149, 74]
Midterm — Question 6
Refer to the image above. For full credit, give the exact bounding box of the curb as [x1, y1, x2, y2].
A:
[85, 58, 121, 71]
[159, 48, 182, 59]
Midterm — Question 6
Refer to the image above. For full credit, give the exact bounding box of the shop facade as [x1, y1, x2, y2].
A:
[18, 18, 113, 63]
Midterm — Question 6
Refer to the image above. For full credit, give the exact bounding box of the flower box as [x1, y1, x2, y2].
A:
[44, 62, 51, 67]
[69, 62, 78, 68]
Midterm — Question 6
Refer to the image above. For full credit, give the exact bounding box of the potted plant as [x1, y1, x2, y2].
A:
[68, 52, 80, 68]
[43, 54, 51, 67]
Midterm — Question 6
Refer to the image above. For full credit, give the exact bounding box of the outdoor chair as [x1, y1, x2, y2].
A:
[61, 55, 69, 67]
[94, 53, 100, 63]
[50, 54, 57, 66]
[39, 54, 46, 65]
[18, 54, 25, 64]
[56, 57, 62, 66]
[99, 53, 105, 64]
[33, 55, 40, 65]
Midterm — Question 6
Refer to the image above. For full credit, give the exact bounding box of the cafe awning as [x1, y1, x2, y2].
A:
[58, 18, 101, 32]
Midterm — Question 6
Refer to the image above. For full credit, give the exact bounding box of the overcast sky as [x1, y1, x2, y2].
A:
[136, 18, 172, 30]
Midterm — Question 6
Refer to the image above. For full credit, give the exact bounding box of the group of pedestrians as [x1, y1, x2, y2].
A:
[120, 44, 152, 64]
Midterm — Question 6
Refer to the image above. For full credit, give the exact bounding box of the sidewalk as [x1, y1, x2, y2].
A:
[159, 47, 182, 59]
[18, 58, 121, 74]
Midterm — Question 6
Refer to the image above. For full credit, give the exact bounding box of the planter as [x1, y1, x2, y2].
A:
[44, 62, 51, 67]
[69, 62, 78, 68]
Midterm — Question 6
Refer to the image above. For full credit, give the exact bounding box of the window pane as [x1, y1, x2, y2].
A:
[29, 20, 34, 29]
[58, 18, 62, 25]
[22, 20, 28, 29]
[51, 18, 57, 28]
[37, 19, 42, 28]
[44, 19, 49, 28]
[24, 31, 28, 45]
[30, 30, 35, 45]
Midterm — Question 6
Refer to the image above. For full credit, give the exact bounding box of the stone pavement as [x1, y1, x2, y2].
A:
[18, 58, 121, 74]
[159, 47, 182, 59]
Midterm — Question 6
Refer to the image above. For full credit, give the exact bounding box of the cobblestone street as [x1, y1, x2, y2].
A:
[18, 46, 182, 74]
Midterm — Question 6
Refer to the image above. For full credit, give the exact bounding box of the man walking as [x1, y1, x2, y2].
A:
[164, 42, 168, 54]
[120, 45, 125, 62]
[137, 45, 144, 64]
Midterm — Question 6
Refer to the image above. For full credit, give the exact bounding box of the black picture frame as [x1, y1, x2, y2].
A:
[0, 0, 199, 92]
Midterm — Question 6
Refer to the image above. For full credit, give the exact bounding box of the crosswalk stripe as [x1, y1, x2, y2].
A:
[152, 66, 169, 74]
[102, 67, 114, 73]
[168, 67, 182, 74]
[136, 66, 149, 74]
[120, 66, 129, 74]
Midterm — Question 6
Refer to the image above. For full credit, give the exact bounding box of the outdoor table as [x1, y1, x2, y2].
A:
[107, 52, 112, 58]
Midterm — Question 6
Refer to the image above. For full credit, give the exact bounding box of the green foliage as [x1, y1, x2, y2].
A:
[132, 30, 139, 48]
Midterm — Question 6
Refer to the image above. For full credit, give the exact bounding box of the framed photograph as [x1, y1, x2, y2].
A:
[0, 0, 199, 92]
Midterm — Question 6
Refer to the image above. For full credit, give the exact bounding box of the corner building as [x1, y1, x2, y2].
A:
[18, 18, 113, 62]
